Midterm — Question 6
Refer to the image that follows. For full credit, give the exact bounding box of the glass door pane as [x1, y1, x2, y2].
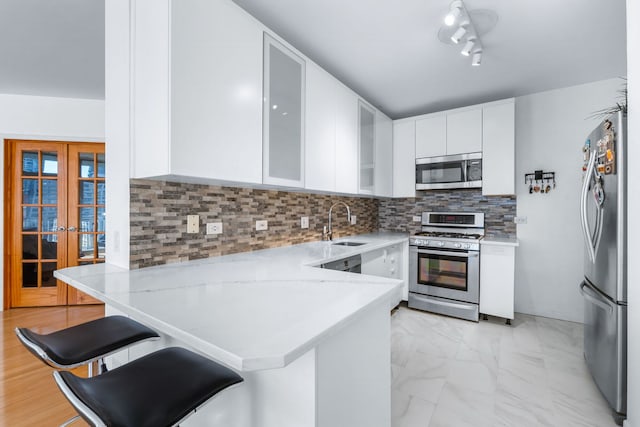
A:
[263, 34, 305, 186]
[67, 145, 106, 305]
[11, 143, 67, 307]
[359, 101, 375, 193]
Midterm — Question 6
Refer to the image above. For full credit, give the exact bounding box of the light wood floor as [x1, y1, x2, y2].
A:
[1, 305, 104, 426]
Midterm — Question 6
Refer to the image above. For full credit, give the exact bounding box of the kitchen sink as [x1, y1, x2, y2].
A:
[332, 241, 366, 246]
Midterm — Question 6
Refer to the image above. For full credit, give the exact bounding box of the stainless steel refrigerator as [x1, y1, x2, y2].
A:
[579, 111, 626, 425]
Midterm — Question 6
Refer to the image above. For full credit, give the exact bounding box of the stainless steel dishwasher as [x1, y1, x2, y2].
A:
[320, 254, 362, 273]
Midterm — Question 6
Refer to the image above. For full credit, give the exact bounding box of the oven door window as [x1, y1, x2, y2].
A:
[416, 161, 464, 184]
[417, 252, 468, 291]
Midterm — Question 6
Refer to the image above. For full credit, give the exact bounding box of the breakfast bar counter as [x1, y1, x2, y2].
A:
[54, 232, 407, 427]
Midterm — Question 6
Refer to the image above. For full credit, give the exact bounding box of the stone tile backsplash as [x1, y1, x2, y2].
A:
[130, 179, 378, 269]
[130, 181, 516, 269]
[378, 189, 516, 237]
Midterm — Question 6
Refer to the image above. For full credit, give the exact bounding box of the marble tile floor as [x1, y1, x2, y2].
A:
[390, 305, 619, 427]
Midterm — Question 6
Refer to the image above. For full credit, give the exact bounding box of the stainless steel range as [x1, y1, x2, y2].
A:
[408, 212, 484, 322]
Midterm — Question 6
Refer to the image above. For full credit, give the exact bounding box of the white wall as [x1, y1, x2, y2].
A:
[104, 0, 131, 269]
[514, 79, 621, 322]
[0, 94, 105, 310]
[625, 0, 638, 425]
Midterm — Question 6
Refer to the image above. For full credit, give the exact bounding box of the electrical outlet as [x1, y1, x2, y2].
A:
[256, 220, 268, 231]
[301, 216, 309, 229]
[412, 215, 421, 222]
[514, 216, 527, 224]
[206, 222, 223, 235]
[350, 215, 357, 225]
[187, 215, 199, 233]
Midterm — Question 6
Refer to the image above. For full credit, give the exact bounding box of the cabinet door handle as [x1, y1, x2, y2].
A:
[57, 226, 66, 231]
[68, 226, 77, 232]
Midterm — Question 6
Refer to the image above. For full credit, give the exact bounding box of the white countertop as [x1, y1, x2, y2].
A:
[480, 237, 519, 247]
[54, 232, 407, 372]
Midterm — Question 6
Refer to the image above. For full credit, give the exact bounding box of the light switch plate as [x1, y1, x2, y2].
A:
[350, 215, 357, 225]
[514, 216, 527, 224]
[256, 220, 268, 231]
[187, 215, 199, 233]
[412, 215, 422, 222]
[206, 222, 223, 235]
[300, 217, 309, 229]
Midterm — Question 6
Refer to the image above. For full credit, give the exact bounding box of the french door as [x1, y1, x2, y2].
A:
[5, 140, 105, 307]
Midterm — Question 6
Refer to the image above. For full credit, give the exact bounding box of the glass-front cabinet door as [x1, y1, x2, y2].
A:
[263, 33, 305, 187]
[358, 101, 375, 194]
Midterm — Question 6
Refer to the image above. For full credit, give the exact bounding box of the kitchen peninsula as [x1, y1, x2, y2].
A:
[54, 233, 407, 427]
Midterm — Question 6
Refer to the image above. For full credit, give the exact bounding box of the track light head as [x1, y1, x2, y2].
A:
[444, 7, 461, 26]
[451, 26, 467, 44]
[461, 38, 475, 56]
[471, 51, 483, 66]
[445, 0, 464, 25]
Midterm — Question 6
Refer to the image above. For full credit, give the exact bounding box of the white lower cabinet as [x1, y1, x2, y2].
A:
[361, 242, 409, 301]
[480, 241, 518, 321]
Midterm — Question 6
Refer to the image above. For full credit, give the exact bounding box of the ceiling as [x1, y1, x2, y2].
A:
[0, 0, 104, 100]
[0, 0, 626, 119]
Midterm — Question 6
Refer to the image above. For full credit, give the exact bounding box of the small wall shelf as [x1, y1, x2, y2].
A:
[524, 170, 556, 194]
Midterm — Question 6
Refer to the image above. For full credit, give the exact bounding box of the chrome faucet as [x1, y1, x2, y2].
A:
[324, 202, 351, 241]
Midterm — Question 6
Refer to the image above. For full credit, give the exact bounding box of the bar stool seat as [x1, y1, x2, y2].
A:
[54, 347, 244, 427]
[16, 315, 159, 369]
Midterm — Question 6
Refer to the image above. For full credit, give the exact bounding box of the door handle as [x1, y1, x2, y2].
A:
[579, 281, 613, 315]
[57, 226, 66, 231]
[580, 151, 597, 263]
[67, 226, 77, 232]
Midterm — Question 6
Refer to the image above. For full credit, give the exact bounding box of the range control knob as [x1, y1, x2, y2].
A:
[462, 243, 471, 249]
[454, 243, 462, 248]
[437, 241, 445, 247]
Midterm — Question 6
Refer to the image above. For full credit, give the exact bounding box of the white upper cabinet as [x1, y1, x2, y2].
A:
[446, 109, 483, 155]
[358, 101, 376, 194]
[305, 62, 358, 194]
[392, 120, 416, 198]
[374, 111, 393, 197]
[482, 100, 515, 195]
[305, 62, 336, 192]
[415, 115, 446, 158]
[132, 0, 264, 184]
[414, 108, 482, 159]
[263, 34, 306, 187]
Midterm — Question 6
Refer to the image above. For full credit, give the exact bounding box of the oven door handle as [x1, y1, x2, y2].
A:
[414, 248, 478, 258]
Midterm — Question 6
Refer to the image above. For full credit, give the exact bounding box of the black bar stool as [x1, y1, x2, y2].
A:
[16, 315, 160, 375]
[53, 347, 244, 427]
[16, 315, 160, 426]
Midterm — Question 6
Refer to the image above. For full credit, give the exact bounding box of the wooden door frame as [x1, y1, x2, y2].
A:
[3, 139, 104, 309]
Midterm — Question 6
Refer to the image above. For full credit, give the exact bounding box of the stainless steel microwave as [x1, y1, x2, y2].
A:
[415, 152, 482, 190]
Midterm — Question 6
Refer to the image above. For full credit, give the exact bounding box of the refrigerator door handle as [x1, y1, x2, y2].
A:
[580, 281, 613, 315]
[580, 150, 598, 263]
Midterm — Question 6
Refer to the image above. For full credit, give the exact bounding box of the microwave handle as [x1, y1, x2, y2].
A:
[462, 160, 468, 182]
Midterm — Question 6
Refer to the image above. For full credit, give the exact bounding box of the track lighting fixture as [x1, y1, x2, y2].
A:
[471, 51, 482, 66]
[444, 1, 462, 26]
[441, 0, 487, 66]
[450, 26, 467, 44]
[461, 38, 475, 56]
